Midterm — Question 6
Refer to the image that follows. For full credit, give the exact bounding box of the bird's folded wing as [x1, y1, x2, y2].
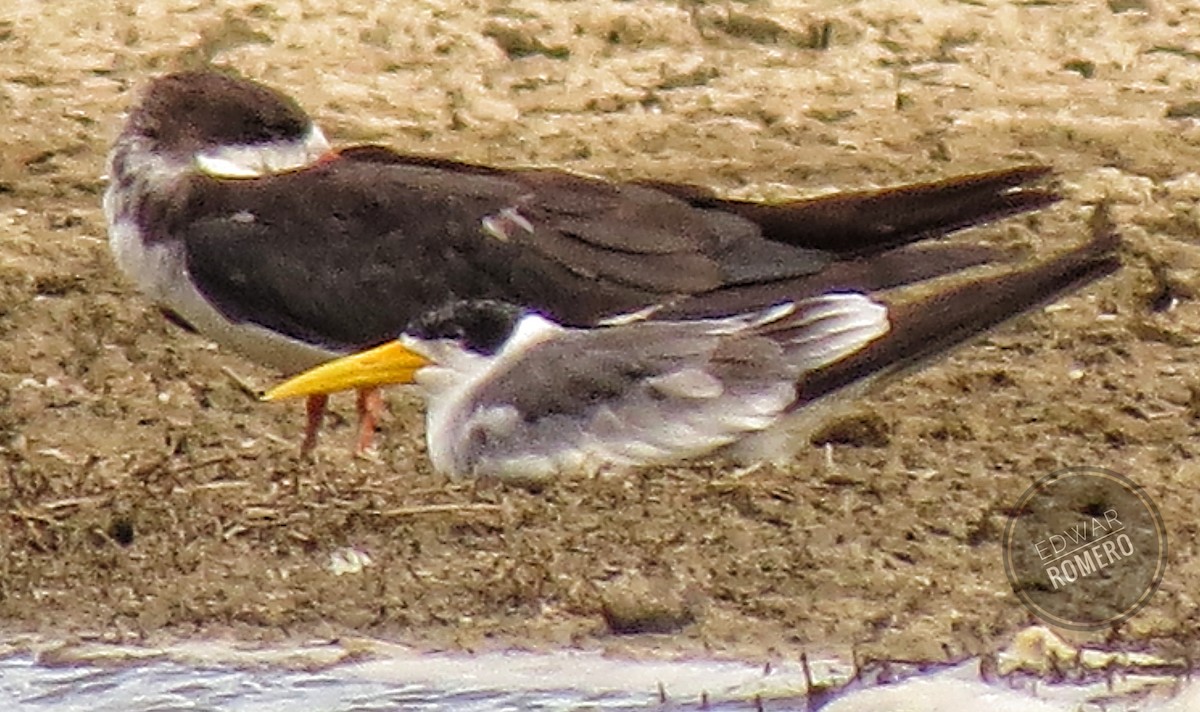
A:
[453, 297, 887, 472]
[636, 164, 1058, 257]
[343, 149, 1057, 258]
[178, 155, 839, 347]
[797, 204, 1122, 406]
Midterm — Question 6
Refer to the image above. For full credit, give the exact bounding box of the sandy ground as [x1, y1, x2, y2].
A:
[4, 0, 1200, 668]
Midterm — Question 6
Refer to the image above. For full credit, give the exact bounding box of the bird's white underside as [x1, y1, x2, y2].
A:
[109, 215, 340, 372]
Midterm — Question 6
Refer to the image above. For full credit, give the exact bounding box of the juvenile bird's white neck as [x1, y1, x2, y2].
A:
[411, 315, 565, 477]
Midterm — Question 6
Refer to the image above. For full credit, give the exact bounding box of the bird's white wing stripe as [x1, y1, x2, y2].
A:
[787, 293, 882, 329]
[784, 293, 889, 370]
[663, 302, 797, 336]
[194, 126, 330, 179]
[596, 303, 663, 327]
[741, 301, 797, 329]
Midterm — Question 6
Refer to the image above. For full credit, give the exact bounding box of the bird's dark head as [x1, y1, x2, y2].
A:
[115, 70, 330, 176]
[406, 300, 527, 356]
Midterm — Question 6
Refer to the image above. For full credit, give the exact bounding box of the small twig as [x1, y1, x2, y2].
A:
[92, 526, 120, 549]
[184, 480, 252, 493]
[40, 495, 108, 510]
[221, 366, 263, 400]
[376, 503, 501, 517]
[261, 431, 293, 447]
[8, 509, 58, 525]
[130, 454, 171, 480]
[173, 453, 258, 475]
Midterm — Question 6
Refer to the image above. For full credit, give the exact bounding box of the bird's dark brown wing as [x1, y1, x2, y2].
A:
[175, 150, 1048, 352]
[337, 147, 1053, 303]
[340, 147, 1057, 258]
[336, 145, 846, 289]
[175, 156, 832, 350]
[635, 165, 1059, 257]
[336, 146, 1057, 261]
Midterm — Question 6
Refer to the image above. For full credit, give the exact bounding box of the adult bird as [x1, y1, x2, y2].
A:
[104, 69, 1060, 453]
[265, 211, 1120, 480]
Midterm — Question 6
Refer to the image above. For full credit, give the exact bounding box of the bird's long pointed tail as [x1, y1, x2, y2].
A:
[797, 204, 1121, 406]
[640, 165, 1059, 256]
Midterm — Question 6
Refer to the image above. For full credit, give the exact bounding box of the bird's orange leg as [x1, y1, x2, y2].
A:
[300, 393, 329, 456]
[354, 387, 385, 454]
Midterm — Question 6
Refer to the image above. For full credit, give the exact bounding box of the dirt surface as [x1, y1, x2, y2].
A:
[3, 0, 1200, 666]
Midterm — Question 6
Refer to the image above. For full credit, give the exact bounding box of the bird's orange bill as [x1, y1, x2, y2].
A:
[263, 341, 431, 401]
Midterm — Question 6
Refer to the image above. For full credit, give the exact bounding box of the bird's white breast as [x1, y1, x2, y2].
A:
[107, 213, 339, 373]
[103, 132, 343, 375]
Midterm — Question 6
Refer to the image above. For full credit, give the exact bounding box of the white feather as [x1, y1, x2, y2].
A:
[785, 293, 889, 370]
[193, 126, 329, 179]
[596, 304, 663, 327]
[647, 368, 725, 399]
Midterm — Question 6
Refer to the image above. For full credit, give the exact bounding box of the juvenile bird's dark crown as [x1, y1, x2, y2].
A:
[406, 300, 527, 356]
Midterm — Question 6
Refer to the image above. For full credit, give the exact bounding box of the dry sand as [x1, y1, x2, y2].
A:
[3, 0, 1200, 667]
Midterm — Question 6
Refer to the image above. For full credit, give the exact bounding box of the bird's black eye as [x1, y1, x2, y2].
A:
[462, 312, 513, 355]
[407, 300, 524, 356]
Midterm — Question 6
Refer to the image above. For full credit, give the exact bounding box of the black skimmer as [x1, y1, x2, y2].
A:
[105, 70, 1061, 453]
[264, 210, 1120, 480]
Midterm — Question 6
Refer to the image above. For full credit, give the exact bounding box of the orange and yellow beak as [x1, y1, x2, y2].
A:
[262, 341, 432, 401]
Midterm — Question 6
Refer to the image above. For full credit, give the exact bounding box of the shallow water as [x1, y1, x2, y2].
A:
[1, 640, 1196, 712]
[1, 653, 670, 711]
[0, 645, 819, 712]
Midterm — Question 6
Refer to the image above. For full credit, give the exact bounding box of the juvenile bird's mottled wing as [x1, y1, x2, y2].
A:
[432, 295, 888, 478]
